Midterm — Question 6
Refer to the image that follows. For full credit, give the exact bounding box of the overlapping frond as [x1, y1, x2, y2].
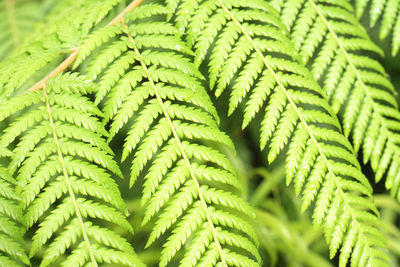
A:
[0, 0, 128, 98]
[72, 4, 261, 266]
[168, 0, 388, 265]
[0, 148, 29, 266]
[352, 0, 400, 56]
[271, 0, 400, 202]
[0, 73, 143, 267]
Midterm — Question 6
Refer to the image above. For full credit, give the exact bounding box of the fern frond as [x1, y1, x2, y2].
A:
[0, 0, 138, 98]
[73, 4, 261, 266]
[0, 148, 29, 266]
[0, 0, 50, 60]
[0, 73, 143, 267]
[272, 0, 400, 202]
[351, 0, 400, 56]
[168, 0, 388, 265]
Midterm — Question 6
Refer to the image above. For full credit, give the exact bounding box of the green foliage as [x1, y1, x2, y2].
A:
[271, 0, 400, 202]
[167, 0, 388, 265]
[0, 148, 29, 266]
[73, 5, 261, 266]
[0, 73, 143, 266]
[0, 0, 125, 98]
[0, 0, 52, 60]
[1, 0, 400, 266]
[352, 0, 400, 56]
[250, 166, 333, 267]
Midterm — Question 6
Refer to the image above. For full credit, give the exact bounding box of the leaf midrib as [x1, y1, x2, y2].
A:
[120, 21, 229, 267]
[308, 0, 400, 175]
[218, 0, 372, 258]
[43, 88, 97, 266]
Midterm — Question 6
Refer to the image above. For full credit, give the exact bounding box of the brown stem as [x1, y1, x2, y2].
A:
[28, 0, 144, 92]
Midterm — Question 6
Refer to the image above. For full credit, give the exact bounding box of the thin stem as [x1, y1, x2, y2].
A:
[43, 87, 97, 266]
[28, 0, 144, 92]
[108, 0, 144, 25]
[120, 21, 228, 267]
[29, 50, 79, 92]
